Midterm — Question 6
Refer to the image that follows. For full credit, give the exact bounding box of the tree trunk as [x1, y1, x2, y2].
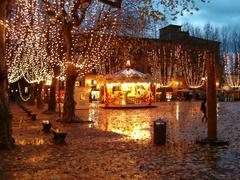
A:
[28, 83, 36, 105]
[36, 81, 44, 108]
[0, 0, 14, 149]
[62, 63, 77, 122]
[160, 88, 167, 101]
[62, 23, 78, 122]
[48, 77, 57, 112]
[47, 65, 60, 113]
[192, 88, 196, 101]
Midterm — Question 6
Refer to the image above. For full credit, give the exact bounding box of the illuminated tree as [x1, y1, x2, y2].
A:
[45, 23, 64, 113]
[0, 0, 208, 147]
[103, 0, 207, 72]
[41, 0, 122, 122]
[5, 0, 51, 107]
[74, 4, 119, 76]
[104, 35, 148, 75]
[224, 53, 240, 88]
[0, 0, 14, 149]
[148, 44, 180, 87]
[41, 0, 206, 122]
[180, 48, 206, 89]
[147, 44, 180, 101]
[6, 0, 49, 84]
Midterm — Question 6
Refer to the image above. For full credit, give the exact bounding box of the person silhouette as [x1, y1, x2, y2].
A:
[201, 98, 207, 122]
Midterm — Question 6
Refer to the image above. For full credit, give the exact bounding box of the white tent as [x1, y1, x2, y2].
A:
[104, 68, 152, 83]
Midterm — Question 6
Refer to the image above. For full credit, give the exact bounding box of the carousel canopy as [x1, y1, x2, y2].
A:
[104, 68, 152, 83]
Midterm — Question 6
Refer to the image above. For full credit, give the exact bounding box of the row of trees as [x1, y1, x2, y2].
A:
[0, 0, 207, 149]
[182, 22, 240, 56]
[182, 22, 240, 88]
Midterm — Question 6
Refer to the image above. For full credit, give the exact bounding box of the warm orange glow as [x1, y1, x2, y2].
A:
[97, 113, 151, 141]
[105, 82, 151, 105]
[17, 138, 47, 146]
[126, 60, 131, 67]
[46, 79, 52, 86]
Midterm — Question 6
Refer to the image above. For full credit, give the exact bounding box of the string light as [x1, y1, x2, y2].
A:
[6, 0, 119, 84]
[18, 82, 31, 102]
[224, 52, 240, 88]
[180, 49, 206, 89]
[74, 3, 119, 77]
[147, 45, 180, 87]
[6, 0, 50, 83]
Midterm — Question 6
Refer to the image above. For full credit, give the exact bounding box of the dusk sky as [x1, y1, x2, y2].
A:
[173, 0, 240, 28]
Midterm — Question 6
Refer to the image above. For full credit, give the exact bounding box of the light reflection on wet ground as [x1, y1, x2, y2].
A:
[1, 102, 240, 179]
[76, 102, 240, 173]
[80, 102, 205, 144]
[17, 138, 47, 146]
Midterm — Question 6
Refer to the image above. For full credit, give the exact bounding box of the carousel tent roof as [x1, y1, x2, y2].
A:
[113, 68, 146, 78]
[103, 68, 152, 83]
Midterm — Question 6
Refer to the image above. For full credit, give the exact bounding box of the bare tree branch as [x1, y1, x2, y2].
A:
[99, 0, 122, 8]
[72, 0, 92, 27]
[42, 0, 57, 18]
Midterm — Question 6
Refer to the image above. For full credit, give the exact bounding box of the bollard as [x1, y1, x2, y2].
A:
[31, 114, 37, 121]
[27, 110, 32, 116]
[153, 119, 167, 145]
[51, 128, 67, 143]
[42, 121, 52, 132]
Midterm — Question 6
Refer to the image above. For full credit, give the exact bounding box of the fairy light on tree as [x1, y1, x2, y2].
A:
[42, 0, 123, 122]
[45, 21, 65, 112]
[46, 22, 65, 75]
[75, 4, 119, 76]
[42, 0, 93, 122]
[148, 44, 179, 87]
[6, 0, 50, 84]
[224, 52, 240, 88]
[6, 0, 56, 108]
[180, 49, 206, 89]
[6, 0, 30, 83]
[94, 9, 118, 75]
[18, 82, 31, 102]
[0, 0, 208, 147]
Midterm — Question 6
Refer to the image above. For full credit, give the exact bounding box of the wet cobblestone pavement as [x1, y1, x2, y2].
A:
[1, 101, 240, 179]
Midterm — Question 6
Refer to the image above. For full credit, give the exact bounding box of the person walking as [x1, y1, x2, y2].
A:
[201, 98, 207, 122]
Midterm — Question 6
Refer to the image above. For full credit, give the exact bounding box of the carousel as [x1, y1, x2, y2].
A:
[98, 67, 156, 108]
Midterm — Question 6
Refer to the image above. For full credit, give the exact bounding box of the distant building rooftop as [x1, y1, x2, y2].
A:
[159, 24, 219, 45]
[160, 24, 182, 31]
[160, 24, 189, 41]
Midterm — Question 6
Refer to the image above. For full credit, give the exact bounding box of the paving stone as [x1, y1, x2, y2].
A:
[1, 102, 240, 179]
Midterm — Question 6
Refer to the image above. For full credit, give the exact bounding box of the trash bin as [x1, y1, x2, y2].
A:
[153, 119, 166, 145]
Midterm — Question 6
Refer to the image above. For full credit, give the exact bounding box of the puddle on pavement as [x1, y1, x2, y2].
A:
[16, 138, 52, 146]
[81, 102, 205, 143]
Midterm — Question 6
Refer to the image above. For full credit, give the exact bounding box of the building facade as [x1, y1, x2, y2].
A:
[75, 25, 221, 104]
